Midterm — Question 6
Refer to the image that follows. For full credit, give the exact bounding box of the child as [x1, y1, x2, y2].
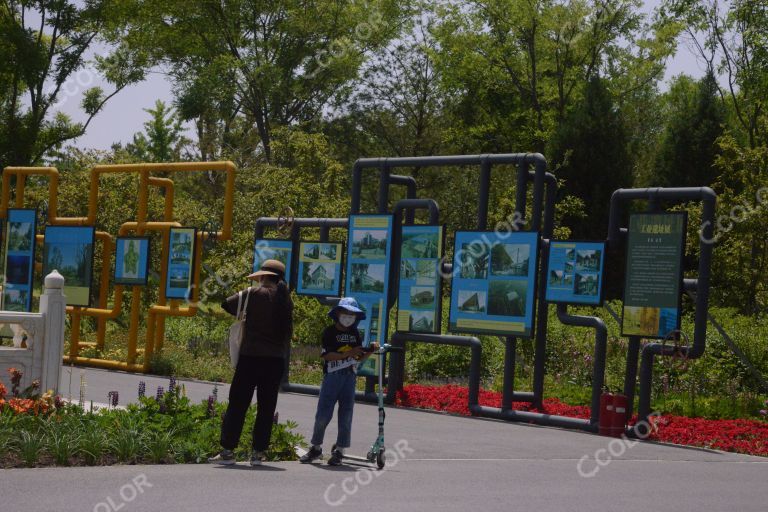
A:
[300, 297, 375, 465]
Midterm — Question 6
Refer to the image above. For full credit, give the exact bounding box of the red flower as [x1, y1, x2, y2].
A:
[395, 383, 768, 457]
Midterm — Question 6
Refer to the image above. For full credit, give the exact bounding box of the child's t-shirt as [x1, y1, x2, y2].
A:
[321, 325, 364, 374]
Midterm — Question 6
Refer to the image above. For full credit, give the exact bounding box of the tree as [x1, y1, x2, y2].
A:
[332, 15, 448, 159]
[111, 0, 406, 162]
[0, 0, 144, 169]
[549, 75, 633, 238]
[432, 0, 672, 152]
[664, 0, 768, 149]
[126, 100, 189, 162]
[653, 72, 725, 187]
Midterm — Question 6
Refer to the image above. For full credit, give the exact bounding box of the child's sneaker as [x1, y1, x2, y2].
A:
[250, 450, 265, 466]
[327, 448, 344, 466]
[208, 449, 235, 465]
[299, 445, 323, 463]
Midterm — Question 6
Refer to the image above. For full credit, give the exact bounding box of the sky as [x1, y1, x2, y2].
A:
[48, 0, 710, 151]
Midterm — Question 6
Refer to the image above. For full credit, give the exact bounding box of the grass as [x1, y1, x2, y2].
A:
[1, 380, 307, 468]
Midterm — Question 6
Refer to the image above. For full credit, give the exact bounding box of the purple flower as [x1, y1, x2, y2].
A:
[212, 385, 218, 401]
[169, 376, 176, 393]
[156, 386, 164, 401]
[760, 409, 767, 417]
[138, 381, 146, 399]
[207, 395, 215, 417]
[107, 391, 119, 407]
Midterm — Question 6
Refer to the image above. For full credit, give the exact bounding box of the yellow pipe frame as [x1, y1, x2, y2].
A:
[3, 161, 236, 372]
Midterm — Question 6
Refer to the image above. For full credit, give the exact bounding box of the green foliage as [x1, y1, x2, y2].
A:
[549, 76, 633, 238]
[125, 100, 190, 162]
[0, 1, 145, 168]
[109, 0, 406, 162]
[652, 72, 725, 187]
[1, 381, 306, 467]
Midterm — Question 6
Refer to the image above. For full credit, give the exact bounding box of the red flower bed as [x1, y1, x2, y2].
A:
[395, 384, 768, 457]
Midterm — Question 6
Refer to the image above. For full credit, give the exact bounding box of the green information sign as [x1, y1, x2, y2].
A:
[621, 212, 687, 339]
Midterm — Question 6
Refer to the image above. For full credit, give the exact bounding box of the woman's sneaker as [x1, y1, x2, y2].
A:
[327, 448, 344, 466]
[250, 451, 265, 466]
[299, 445, 323, 463]
[208, 449, 235, 465]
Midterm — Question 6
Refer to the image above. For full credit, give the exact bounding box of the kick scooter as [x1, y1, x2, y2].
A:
[334, 343, 403, 469]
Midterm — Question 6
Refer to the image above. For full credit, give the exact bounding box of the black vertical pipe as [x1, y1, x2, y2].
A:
[478, 158, 491, 230]
[531, 158, 546, 232]
[623, 336, 641, 415]
[532, 237, 549, 408]
[351, 161, 363, 215]
[378, 163, 390, 213]
[501, 337, 517, 410]
[515, 162, 528, 226]
[319, 226, 330, 243]
[556, 303, 607, 425]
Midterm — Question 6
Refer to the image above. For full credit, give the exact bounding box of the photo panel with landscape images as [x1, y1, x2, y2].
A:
[2, 209, 37, 312]
[42, 225, 96, 307]
[296, 241, 344, 297]
[449, 231, 539, 338]
[345, 215, 393, 347]
[253, 238, 293, 287]
[166, 227, 197, 300]
[396, 225, 444, 334]
[114, 237, 151, 286]
[545, 241, 606, 306]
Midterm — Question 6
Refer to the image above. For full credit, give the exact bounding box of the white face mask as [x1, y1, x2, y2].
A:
[338, 313, 356, 327]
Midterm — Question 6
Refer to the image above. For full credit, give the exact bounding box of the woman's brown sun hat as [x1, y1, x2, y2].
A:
[247, 259, 286, 280]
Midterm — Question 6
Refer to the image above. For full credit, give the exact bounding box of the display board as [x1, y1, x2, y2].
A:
[166, 227, 197, 300]
[345, 214, 394, 376]
[114, 237, 151, 286]
[449, 231, 539, 337]
[3, 209, 37, 311]
[621, 212, 687, 338]
[253, 238, 293, 286]
[545, 241, 606, 305]
[43, 225, 96, 307]
[396, 225, 444, 333]
[296, 241, 344, 297]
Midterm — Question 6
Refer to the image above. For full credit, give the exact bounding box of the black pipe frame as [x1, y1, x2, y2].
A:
[606, 187, 716, 432]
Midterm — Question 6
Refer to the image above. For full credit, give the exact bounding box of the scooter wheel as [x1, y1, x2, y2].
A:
[376, 448, 385, 470]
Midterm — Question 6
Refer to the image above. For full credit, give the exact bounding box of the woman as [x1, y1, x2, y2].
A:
[209, 259, 293, 466]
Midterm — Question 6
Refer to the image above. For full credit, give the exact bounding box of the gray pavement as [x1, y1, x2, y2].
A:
[1, 367, 766, 512]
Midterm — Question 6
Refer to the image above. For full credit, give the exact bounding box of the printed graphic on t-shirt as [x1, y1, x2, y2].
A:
[322, 331, 361, 374]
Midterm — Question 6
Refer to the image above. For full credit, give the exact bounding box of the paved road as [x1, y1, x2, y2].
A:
[0, 368, 766, 512]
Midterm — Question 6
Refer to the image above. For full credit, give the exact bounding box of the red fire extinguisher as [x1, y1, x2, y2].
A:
[598, 392, 614, 436]
[610, 394, 628, 438]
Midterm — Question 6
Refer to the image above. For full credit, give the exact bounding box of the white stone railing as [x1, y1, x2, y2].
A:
[0, 270, 67, 394]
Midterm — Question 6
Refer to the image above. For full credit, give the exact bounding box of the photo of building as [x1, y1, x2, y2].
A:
[491, 243, 530, 276]
[302, 262, 336, 291]
[402, 232, 439, 258]
[416, 260, 437, 280]
[410, 286, 436, 308]
[459, 242, 489, 279]
[350, 263, 386, 293]
[488, 280, 527, 317]
[576, 250, 601, 272]
[401, 259, 417, 279]
[409, 311, 435, 332]
[457, 289, 486, 313]
[352, 230, 388, 258]
[574, 273, 598, 296]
